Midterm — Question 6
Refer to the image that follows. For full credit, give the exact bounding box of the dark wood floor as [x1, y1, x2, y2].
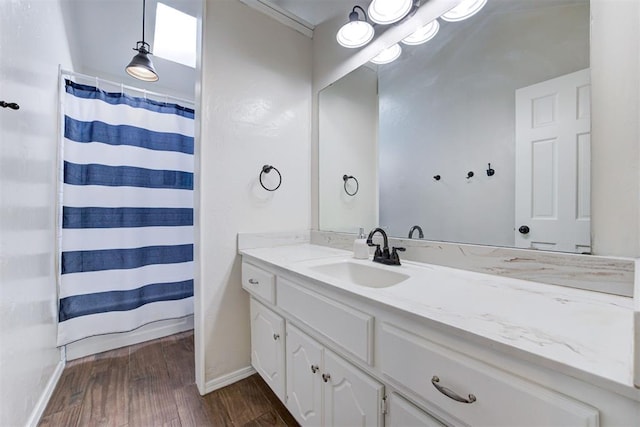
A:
[39, 331, 299, 426]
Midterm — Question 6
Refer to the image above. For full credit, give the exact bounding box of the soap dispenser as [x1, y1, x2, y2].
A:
[353, 228, 369, 259]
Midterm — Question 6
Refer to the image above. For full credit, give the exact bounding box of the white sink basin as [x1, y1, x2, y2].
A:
[309, 261, 409, 288]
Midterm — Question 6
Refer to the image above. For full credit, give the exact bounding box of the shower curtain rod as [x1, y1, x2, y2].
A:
[59, 68, 195, 108]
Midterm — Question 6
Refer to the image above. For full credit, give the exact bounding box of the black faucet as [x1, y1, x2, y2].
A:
[408, 225, 424, 239]
[366, 228, 405, 266]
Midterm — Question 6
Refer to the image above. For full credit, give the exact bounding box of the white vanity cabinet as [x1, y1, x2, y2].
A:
[379, 322, 599, 427]
[386, 392, 445, 427]
[286, 323, 323, 426]
[249, 298, 285, 402]
[286, 323, 384, 427]
[241, 255, 638, 427]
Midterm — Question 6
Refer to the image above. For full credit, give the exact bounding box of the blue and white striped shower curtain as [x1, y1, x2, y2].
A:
[57, 79, 194, 345]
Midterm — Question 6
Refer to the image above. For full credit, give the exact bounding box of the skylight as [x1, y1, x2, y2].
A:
[153, 2, 196, 68]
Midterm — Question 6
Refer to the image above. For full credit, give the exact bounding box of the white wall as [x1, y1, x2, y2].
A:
[197, 0, 311, 390]
[319, 66, 378, 233]
[378, 2, 589, 246]
[0, 1, 73, 425]
[590, 0, 640, 257]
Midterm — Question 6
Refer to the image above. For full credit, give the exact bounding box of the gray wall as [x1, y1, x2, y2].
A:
[319, 66, 379, 233]
[378, 2, 589, 246]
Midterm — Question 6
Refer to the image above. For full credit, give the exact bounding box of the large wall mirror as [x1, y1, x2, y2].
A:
[319, 0, 590, 253]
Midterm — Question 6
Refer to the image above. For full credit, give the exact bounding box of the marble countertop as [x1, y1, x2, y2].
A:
[240, 243, 639, 399]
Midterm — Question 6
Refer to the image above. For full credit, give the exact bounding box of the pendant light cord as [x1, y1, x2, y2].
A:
[142, 0, 146, 44]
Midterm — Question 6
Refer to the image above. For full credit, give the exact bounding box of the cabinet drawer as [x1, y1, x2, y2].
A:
[278, 277, 374, 365]
[387, 392, 444, 427]
[242, 262, 275, 304]
[380, 323, 599, 427]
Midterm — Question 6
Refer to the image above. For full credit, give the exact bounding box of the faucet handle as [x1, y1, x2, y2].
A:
[391, 247, 406, 265]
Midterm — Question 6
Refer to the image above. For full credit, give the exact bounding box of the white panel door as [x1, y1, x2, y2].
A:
[515, 69, 591, 253]
[286, 324, 323, 427]
[250, 298, 285, 401]
[323, 349, 384, 427]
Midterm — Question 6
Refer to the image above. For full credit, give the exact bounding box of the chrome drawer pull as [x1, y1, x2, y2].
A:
[311, 364, 319, 374]
[248, 278, 259, 285]
[431, 376, 477, 404]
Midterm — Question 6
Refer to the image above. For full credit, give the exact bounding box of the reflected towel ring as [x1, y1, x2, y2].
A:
[343, 174, 359, 196]
[260, 165, 282, 191]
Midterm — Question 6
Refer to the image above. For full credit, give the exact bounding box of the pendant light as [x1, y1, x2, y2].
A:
[126, 0, 159, 82]
[441, 0, 488, 22]
[370, 43, 402, 65]
[402, 20, 440, 46]
[336, 6, 375, 48]
[368, 0, 413, 25]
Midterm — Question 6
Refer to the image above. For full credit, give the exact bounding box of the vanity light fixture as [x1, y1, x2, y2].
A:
[370, 43, 402, 65]
[337, 6, 375, 48]
[125, 0, 159, 82]
[441, 0, 488, 22]
[401, 19, 440, 45]
[368, 0, 413, 25]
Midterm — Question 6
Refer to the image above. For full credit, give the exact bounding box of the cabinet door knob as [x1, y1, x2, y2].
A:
[322, 373, 331, 383]
[431, 376, 476, 404]
[311, 365, 319, 374]
[248, 278, 259, 285]
[273, 333, 280, 341]
[518, 225, 530, 234]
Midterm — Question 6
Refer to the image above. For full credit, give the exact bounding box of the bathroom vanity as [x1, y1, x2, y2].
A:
[240, 242, 639, 426]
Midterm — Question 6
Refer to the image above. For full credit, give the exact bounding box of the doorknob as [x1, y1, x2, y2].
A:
[518, 225, 530, 234]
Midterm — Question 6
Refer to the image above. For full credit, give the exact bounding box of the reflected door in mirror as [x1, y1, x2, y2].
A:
[515, 69, 591, 253]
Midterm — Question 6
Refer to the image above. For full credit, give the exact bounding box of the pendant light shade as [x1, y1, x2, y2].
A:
[126, 0, 159, 82]
[368, 0, 413, 25]
[441, 0, 487, 22]
[370, 43, 402, 65]
[337, 6, 375, 48]
[402, 20, 440, 46]
[126, 42, 159, 82]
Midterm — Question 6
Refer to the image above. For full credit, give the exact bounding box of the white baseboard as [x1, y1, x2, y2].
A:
[26, 355, 65, 427]
[203, 366, 256, 394]
[65, 316, 194, 360]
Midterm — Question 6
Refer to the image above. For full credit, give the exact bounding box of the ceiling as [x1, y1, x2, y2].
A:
[59, 0, 586, 101]
[268, 0, 357, 26]
[59, 0, 350, 101]
[60, 0, 200, 100]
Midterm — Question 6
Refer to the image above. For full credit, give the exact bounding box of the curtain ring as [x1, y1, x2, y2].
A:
[260, 165, 282, 191]
[343, 175, 359, 196]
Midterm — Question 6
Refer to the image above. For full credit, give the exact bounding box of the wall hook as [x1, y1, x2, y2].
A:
[1, 101, 20, 110]
[259, 165, 282, 191]
[343, 174, 359, 196]
[433, 175, 441, 181]
[486, 163, 495, 176]
[466, 171, 474, 179]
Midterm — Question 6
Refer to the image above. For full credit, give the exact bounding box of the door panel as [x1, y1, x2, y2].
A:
[286, 324, 323, 426]
[515, 68, 591, 253]
[323, 350, 383, 427]
[250, 298, 285, 401]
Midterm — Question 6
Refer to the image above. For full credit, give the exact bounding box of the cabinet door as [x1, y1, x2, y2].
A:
[286, 324, 323, 427]
[250, 298, 285, 401]
[323, 350, 384, 427]
[386, 392, 444, 427]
